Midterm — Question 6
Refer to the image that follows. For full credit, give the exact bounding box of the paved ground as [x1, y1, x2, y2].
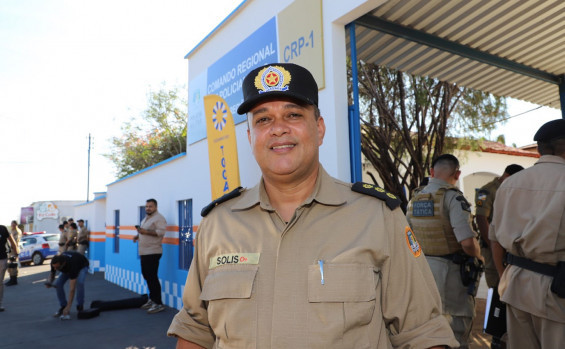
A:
[1, 263, 177, 349]
[2, 263, 497, 349]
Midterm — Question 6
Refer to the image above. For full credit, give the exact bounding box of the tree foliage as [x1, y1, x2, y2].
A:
[351, 62, 507, 210]
[106, 84, 187, 178]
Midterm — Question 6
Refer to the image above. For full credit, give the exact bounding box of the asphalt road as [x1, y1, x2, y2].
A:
[2, 262, 495, 349]
[1, 263, 177, 349]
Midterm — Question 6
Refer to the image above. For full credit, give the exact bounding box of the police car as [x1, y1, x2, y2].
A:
[18, 233, 60, 265]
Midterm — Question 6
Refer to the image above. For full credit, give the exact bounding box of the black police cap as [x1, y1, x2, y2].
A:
[237, 63, 318, 115]
[533, 119, 565, 142]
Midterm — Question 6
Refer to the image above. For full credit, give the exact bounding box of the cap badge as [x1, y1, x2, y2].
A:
[254, 65, 291, 94]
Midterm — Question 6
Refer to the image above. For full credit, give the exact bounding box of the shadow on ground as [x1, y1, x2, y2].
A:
[2, 263, 177, 349]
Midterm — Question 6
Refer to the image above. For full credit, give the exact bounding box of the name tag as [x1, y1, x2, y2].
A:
[210, 253, 261, 269]
[412, 200, 434, 217]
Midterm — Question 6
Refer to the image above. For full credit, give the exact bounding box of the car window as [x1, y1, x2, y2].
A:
[44, 235, 59, 242]
[23, 237, 37, 245]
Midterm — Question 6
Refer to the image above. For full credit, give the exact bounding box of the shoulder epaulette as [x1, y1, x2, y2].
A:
[351, 182, 402, 210]
[201, 187, 244, 217]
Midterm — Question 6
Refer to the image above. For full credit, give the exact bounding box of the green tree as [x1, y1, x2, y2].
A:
[351, 62, 507, 210]
[106, 84, 187, 178]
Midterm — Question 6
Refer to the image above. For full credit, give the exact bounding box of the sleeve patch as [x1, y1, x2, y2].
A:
[405, 226, 421, 257]
[456, 195, 472, 212]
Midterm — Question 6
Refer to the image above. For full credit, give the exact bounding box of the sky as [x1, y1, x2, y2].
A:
[0, 0, 562, 225]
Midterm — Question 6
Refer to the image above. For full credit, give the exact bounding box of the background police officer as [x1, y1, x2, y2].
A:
[407, 153, 483, 349]
[490, 119, 565, 349]
[475, 164, 523, 290]
[5, 220, 22, 286]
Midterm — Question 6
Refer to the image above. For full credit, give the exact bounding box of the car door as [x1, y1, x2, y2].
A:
[19, 237, 36, 262]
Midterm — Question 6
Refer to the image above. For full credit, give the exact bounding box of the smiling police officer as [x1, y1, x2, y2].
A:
[167, 63, 457, 349]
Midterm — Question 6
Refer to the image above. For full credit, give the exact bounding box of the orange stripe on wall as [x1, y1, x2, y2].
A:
[120, 225, 137, 230]
[105, 225, 179, 231]
[162, 237, 179, 245]
[90, 231, 106, 236]
[91, 238, 105, 242]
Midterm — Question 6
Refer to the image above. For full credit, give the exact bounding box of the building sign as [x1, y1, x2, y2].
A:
[278, 0, 324, 88]
[36, 201, 59, 221]
[189, 0, 324, 144]
[20, 206, 34, 224]
[204, 94, 241, 200]
[189, 18, 277, 144]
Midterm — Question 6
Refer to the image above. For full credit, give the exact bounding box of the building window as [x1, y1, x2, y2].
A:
[178, 199, 193, 270]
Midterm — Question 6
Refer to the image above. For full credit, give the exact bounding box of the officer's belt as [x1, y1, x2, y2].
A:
[428, 253, 465, 264]
[505, 253, 556, 277]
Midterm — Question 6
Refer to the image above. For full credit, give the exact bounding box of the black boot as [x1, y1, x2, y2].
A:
[5, 276, 17, 286]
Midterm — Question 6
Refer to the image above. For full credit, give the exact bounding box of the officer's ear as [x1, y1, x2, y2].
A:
[453, 170, 461, 180]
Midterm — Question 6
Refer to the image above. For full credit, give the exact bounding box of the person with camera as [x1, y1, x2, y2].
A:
[407, 153, 484, 348]
[0, 225, 20, 311]
[133, 198, 167, 314]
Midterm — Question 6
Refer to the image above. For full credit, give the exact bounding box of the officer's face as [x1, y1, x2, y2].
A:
[247, 99, 325, 184]
[145, 202, 157, 215]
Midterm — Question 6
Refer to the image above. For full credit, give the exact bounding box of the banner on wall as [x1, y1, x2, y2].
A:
[188, 0, 324, 144]
[203, 94, 241, 200]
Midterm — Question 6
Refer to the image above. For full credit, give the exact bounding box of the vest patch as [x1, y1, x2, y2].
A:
[209, 253, 260, 269]
[405, 226, 421, 257]
[412, 200, 434, 217]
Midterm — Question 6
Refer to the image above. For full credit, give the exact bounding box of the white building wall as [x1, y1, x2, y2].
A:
[455, 150, 538, 212]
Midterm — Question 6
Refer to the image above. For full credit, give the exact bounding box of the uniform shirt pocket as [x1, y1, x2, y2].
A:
[307, 264, 377, 349]
[200, 265, 258, 348]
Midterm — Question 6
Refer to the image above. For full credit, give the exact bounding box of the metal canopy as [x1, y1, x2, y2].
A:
[348, 0, 565, 111]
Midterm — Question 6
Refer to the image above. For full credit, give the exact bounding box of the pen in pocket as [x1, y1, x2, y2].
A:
[318, 260, 324, 285]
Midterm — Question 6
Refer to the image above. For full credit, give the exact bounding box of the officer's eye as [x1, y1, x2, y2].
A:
[255, 116, 270, 125]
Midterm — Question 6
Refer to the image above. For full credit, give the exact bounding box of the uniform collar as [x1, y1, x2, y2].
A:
[536, 154, 565, 165]
[232, 165, 346, 211]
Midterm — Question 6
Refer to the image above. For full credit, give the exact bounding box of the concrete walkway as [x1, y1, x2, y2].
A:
[1, 263, 177, 349]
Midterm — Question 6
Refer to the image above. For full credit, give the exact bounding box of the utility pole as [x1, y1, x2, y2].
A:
[87, 133, 91, 202]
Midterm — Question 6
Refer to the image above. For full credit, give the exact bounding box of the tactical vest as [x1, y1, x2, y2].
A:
[406, 186, 463, 256]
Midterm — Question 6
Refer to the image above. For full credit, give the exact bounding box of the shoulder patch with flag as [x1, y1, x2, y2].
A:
[405, 226, 421, 257]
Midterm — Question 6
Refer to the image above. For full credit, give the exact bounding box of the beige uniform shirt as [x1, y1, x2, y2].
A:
[139, 211, 166, 255]
[168, 168, 457, 348]
[490, 155, 565, 323]
[8, 227, 21, 256]
[9, 227, 21, 244]
[65, 228, 78, 251]
[78, 226, 90, 244]
[475, 177, 501, 223]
